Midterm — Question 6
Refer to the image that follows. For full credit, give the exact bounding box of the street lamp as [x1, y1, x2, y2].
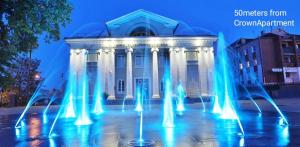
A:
[34, 72, 41, 81]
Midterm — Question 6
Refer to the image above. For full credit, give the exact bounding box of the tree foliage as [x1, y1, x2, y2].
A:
[1, 55, 41, 106]
[0, 0, 72, 89]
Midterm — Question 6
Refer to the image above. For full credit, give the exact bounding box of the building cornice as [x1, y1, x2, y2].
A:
[65, 36, 217, 50]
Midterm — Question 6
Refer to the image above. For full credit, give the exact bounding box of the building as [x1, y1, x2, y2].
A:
[231, 29, 300, 86]
[64, 9, 216, 100]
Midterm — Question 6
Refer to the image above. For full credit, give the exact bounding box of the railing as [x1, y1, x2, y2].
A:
[283, 62, 297, 67]
[297, 47, 300, 53]
[282, 47, 295, 54]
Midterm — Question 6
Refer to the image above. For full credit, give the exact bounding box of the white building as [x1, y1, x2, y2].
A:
[65, 9, 216, 100]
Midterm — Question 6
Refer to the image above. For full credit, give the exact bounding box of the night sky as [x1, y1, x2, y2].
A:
[33, 0, 300, 89]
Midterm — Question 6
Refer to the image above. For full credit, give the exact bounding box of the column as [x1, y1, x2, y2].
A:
[125, 47, 133, 99]
[97, 49, 105, 92]
[179, 48, 187, 92]
[77, 49, 88, 98]
[204, 48, 209, 95]
[103, 49, 109, 93]
[207, 47, 214, 96]
[169, 48, 177, 95]
[107, 48, 115, 100]
[198, 48, 208, 95]
[151, 47, 160, 98]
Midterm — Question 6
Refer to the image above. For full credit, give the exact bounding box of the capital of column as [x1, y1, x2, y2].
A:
[70, 49, 75, 55]
[180, 47, 186, 52]
[151, 47, 159, 53]
[72, 49, 87, 55]
[209, 47, 214, 53]
[196, 47, 204, 53]
[169, 48, 175, 53]
[174, 47, 183, 53]
[81, 49, 88, 55]
[103, 48, 110, 53]
[97, 48, 103, 54]
[109, 48, 115, 53]
[125, 47, 133, 53]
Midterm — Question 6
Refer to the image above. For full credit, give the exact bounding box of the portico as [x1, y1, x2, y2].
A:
[65, 9, 217, 100]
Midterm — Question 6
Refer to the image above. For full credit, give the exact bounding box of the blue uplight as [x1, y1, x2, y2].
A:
[135, 86, 143, 112]
[176, 84, 185, 113]
[162, 78, 175, 128]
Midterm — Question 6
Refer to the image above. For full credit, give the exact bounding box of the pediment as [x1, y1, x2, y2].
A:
[106, 9, 178, 36]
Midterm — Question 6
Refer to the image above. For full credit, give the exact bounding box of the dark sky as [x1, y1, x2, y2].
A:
[33, 0, 300, 89]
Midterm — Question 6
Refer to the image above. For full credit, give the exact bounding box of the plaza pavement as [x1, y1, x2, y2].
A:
[0, 97, 299, 116]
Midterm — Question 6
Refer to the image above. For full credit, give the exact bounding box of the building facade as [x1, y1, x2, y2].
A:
[65, 10, 216, 100]
[231, 29, 300, 86]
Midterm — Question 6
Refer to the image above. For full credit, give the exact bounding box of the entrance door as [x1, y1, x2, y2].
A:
[187, 63, 200, 97]
[135, 79, 149, 99]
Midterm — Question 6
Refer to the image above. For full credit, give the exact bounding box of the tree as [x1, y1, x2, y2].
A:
[13, 55, 42, 105]
[0, 55, 42, 106]
[0, 0, 72, 89]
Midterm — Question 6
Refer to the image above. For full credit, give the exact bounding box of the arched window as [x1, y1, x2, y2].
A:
[129, 27, 155, 36]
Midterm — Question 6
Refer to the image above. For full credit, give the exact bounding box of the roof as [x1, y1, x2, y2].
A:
[106, 9, 178, 30]
[65, 9, 216, 39]
[230, 29, 300, 49]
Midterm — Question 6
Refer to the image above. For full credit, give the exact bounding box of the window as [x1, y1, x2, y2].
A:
[251, 47, 255, 53]
[281, 43, 288, 48]
[286, 72, 291, 78]
[239, 63, 243, 70]
[244, 49, 247, 55]
[245, 54, 249, 61]
[87, 53, 98, 62]
[254, 66, 258, 72]
[254, 59, 258, 65]
[118, 80, 125, 93]
[297, 44, 300, 52]
[252, 52, 257, 59]
[135, 55, 144, 68]
[117, 55, 125, 68]
[130, 27, 155, 36]
[246, 61, 250, 68]
[284, 56, 291, 63]
[186, 51, 198, 61]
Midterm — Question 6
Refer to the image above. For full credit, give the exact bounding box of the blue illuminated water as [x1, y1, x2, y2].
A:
[213, 33, 244, 135]
[75, 50, 92, 125]
[92, 60, 104, 115]
[239, 85, 262, 114]
[162, 69, 175, 128]
[176, 84, 185, 114]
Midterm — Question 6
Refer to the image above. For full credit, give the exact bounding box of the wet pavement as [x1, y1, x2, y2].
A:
[1, 104, 300, 147]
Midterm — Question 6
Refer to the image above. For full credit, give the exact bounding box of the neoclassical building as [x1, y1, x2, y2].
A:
[65, 9, 216, 100]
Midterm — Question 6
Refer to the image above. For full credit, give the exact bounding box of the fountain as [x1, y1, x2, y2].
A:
[15, 83, 51, 128]
[212, 95, 222, 114]
[135, 86, 143, 112]
[92, 58, 104, 115]
[239, 84, 262, 114]
[199, 95, 206, 112]
[238, 67, 289, 125]
[213, 32, 244, 135]
[75, 49, 92, 125]
[63, 50, 77, 118]
[128, 44, 155, 146]
[162, 66, 175, 128]
[176, 84, 185, 115]
[13, 28, 291, 146]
